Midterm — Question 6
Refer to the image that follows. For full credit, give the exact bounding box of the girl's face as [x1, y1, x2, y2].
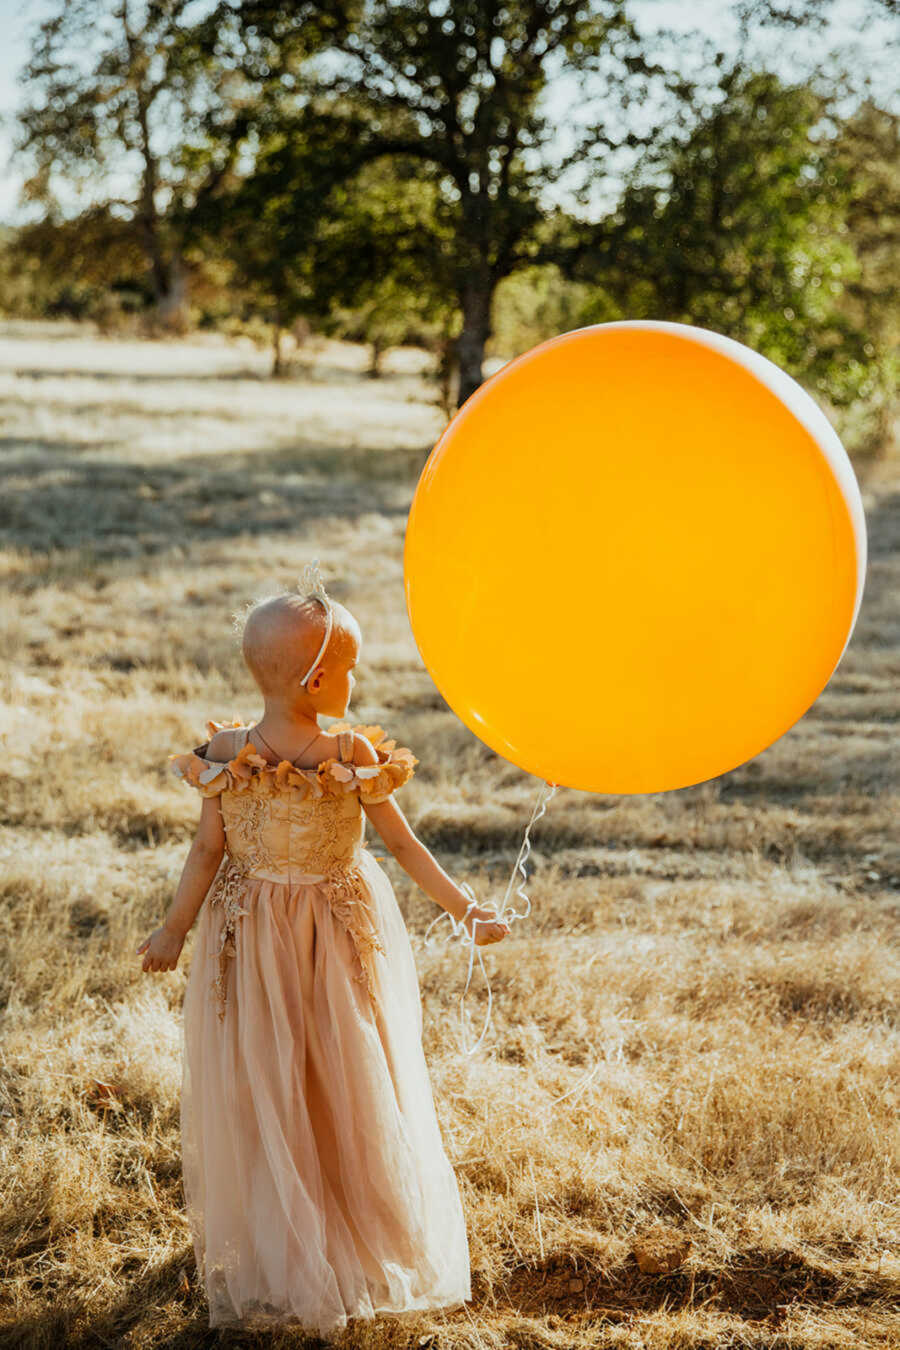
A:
[307, 631, 360, 717]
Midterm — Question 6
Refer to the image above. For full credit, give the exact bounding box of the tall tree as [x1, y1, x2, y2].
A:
[189, 0, 674, 406]
[184, 124, 454, 376]
[193, 0, 892, 406]
[830, 98, 899, 451]
[13, 0, 269, 323]
[574, 65, 869, 403]
[290, 155, 457, 379]
[3, 204, 152, 322]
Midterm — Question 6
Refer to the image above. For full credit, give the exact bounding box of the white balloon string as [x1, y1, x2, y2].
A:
[423, 778, 558, 1056]
[498, 779, 558, 923]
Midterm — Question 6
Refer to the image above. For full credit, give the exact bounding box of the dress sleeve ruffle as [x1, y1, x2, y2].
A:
[327, 722, 418, 805]
[168, 718, 417, 803]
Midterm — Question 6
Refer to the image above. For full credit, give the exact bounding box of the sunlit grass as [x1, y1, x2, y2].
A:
[1, 320, 898, 1347]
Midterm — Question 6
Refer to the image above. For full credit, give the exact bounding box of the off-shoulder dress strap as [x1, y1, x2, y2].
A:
[216, 726, 249, 757]
[337, 730, 355, 763]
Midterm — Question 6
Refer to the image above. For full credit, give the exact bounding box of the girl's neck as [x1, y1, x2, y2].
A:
[257, 694, 320, 735]
[251, 700, 323, 765]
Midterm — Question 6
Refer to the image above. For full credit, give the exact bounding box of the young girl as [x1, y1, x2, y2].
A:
[135, 568, 509, 1334]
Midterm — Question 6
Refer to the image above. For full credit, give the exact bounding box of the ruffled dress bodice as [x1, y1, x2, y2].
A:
[169, 719, 418, 1018]
[170, 719, 417, 883]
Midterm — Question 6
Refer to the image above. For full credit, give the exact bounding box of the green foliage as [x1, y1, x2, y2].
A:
[588, 68, 871, 409]
[305, 160, 457, 360]
[490, 264, 618, 360]
[175, 112, 457, 366]
[4, 0, 895, 443]
[826, 99, 900, 456]
[188, 0, 677, 401]
[0, 207, 149, 325]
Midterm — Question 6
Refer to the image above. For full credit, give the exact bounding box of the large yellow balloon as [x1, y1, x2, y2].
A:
[403, 321, 867, 794]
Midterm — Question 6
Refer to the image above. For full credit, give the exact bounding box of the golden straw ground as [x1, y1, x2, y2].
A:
[1, 319, 897, 1347]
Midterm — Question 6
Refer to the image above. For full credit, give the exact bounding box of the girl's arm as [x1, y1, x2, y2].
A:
[165, 794, 226, 938]
[357, 738, 509, 945]
[137, 795, 226, 971]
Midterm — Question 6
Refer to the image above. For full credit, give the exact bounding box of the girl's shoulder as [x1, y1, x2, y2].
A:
[168, 716, 418, 804]
[323, 722, 419, 803]
[205, 721, 250, 762]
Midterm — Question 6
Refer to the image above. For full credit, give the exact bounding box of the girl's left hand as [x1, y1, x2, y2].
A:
[464, 905, 511, 946]
[136, 925, 184, 972]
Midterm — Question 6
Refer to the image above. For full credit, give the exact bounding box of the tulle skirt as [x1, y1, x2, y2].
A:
[179, 848, 472, 1333]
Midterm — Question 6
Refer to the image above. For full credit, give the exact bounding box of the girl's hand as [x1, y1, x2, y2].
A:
[136, 925, 184, 973]
[463, 905, 511, 946]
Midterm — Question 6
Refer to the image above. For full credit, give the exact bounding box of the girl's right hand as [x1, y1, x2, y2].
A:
[136, 925, 185, 973]
[463, 905, 511, 946]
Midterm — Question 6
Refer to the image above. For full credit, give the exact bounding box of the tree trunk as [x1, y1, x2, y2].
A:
[140, 217, 170, 305]
[455, 271, 494, 409]
[435, 331, 457, 419]
[367, 334, 384, 378]
[272, 307, 283, 376]
[292, 316, 312, 346]
[133, 77, 170, 307]
[134, 93, 189, 331]
[156, 253, 189, 332]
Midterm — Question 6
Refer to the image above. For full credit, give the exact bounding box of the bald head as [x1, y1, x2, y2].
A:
[240, 593, 359, 697]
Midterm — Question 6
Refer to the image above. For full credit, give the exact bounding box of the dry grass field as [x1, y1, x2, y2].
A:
[1, 318, 897, 1349]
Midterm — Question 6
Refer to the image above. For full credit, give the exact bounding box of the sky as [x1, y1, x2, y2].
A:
[0, 0, 895, 227]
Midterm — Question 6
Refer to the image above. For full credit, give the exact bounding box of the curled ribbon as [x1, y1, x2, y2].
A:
[423, 778, 558, 1055]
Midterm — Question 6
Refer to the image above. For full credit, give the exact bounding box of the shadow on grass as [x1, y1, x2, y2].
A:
[5, 362, 432, 388]
[10, 1239, 892, 1347]
[6, 366, 275, 384]
[497, 1242, 896, 1328]
[3, 1243, 335, 1348]
[0, 436, 433, 559]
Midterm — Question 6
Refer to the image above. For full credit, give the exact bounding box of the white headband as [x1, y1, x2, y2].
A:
[297, 558, 333, 687]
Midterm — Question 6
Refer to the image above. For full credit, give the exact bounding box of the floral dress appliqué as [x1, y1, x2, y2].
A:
[169, 720, 471, 1333]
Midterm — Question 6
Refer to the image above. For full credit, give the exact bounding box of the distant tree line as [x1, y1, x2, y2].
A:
[1, 0, 896, 451]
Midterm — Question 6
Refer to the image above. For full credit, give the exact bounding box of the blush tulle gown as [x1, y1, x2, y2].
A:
[169, 719, 472, 1333]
